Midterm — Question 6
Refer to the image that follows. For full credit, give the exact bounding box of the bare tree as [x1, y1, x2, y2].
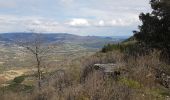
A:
[17, 33, 52, 90]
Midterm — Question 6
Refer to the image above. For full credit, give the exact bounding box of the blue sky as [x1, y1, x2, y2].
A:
[0, 0, 151, 36]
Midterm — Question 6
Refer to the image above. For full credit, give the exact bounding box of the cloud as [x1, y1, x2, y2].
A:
[98, 20, 105, 26]
[95, 17, 139, 27]
[109, 14, 139, 26]
[0, 15, 80, 34]
[67, 18, 90, 27]
[0, 14, 139, 36]
[66, 13, 139, 27]
[0, 0, 151, 36]
[0, 15, 56, 32]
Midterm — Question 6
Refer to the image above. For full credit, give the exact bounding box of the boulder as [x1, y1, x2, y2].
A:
[94, 63, 122, 78]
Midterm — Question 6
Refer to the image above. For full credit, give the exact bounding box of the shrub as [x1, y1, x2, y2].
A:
[13, 76, 25, 84]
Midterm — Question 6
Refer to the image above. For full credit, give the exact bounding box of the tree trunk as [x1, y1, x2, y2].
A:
[36, 52, 41, 90]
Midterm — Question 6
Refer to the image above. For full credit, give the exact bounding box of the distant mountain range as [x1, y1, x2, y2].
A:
[0, 32, 129, 49]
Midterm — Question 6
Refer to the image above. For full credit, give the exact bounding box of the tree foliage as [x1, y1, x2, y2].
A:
[134, 0, 170, 57]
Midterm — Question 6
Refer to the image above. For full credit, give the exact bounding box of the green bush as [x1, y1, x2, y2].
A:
[13, 76, 25, 84]
[101, 43, 123, 53]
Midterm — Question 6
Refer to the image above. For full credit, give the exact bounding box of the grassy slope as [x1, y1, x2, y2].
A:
[1, 37, 170, 100]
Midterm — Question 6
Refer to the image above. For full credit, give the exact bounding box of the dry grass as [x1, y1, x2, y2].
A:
[0, 50, 170, 100]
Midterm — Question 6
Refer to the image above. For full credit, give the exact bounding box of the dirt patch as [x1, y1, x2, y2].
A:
[0, 76, 7, 84]
[0, 68, 36, 83]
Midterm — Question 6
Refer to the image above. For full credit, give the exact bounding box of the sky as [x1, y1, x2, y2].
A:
[0, 0, 151, 36]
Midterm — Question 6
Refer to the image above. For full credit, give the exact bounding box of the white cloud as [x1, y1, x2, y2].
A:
[0, 15, 81, 34]
[0, 0, 150, 35]
[0, 15, 58, 32]
[94, 13, 139, 27]
[109, 17, 138, 26]
[0, 14, 139, 35]
[67, 18, 90, 27]
[98, 20, 105, 26]
[0, 14, 138, 36]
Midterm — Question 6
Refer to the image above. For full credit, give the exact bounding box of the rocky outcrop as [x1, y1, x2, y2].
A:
[93, 63, 124, 78]
[156, 71, 170, 89]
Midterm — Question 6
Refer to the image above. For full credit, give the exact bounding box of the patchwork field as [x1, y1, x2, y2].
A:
[0, 43, 98, 87]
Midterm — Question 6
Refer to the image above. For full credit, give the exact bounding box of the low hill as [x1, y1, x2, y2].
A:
[0, 32, 128, 49]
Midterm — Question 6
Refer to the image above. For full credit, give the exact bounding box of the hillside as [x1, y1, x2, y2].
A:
[0, 33, 128, 86]
[0, 33, 128, 49]
[0, 33, 169, 100]
[0, 33, 128, 69]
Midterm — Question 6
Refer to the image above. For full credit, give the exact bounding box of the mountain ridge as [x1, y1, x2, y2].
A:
[0, 32, 129, 49]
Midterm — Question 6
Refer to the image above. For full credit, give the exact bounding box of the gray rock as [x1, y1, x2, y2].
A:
[93, 63, 123, 78]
